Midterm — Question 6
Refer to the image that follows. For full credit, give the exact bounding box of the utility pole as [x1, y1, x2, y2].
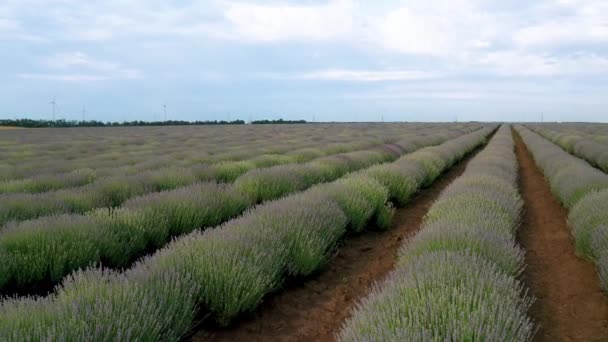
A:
[81, 107, 86, 122]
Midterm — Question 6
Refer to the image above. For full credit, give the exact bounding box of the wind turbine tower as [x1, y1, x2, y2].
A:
[163, 103, 167, 121]
[50, 97, 57, 120]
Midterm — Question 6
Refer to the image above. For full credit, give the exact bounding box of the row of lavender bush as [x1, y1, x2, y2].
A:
[1, 123, 439, 184]
[0, 124, 360, 179]
[516, 125, 608, 293]
[3, 124, 428, 175]
[0, 131, 397, 194]
[527, 124, 608, 173]
[0, 127, 475, 291]
[0, 125, 469, 226]
[338, 125, 535, 341]
[527, 123, 608, 145]
[0, 127, 494, 340]
[0, 124, 407, 193]
[516, 126, 608, 209]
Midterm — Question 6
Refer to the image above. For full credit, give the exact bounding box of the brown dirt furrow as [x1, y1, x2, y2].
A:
[514, 129, 608, 342]
[190, 146, 480, 342]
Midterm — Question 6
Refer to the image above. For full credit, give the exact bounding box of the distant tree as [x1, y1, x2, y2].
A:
[0, 118, 247, 128]
[251, 118, 307, 124]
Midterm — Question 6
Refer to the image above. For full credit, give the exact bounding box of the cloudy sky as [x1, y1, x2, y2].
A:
[1, 0, 607, 122]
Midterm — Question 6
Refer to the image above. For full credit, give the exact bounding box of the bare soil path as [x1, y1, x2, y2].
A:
[190, 145, 480, 342]
[514, 129, 608, 342]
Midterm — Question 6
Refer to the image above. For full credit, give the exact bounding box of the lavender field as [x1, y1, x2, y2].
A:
[2, 122, 608, 341]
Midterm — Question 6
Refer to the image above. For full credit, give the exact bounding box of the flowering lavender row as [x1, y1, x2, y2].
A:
[0, 125, 480, 226]
[527, 124, 608, 173]
[516, 126, 608, 294]
[0, 123, 450, 186]
[0, 127, 494, 340]
[338, 125, 535, 341]
[0, 126, 405, 194]
[0, 130, 392, 194]
[0, 127, 478, 292]
[569, 190, 608, 291]
[0, 124, 376, 179]
[515, 126, 608, 209]
[525, 122, 608, 146]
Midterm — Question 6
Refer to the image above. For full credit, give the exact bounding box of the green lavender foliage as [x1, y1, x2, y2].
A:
[1, 126, 449, 225]
[338, 125, 535, 341]
[0, 126, 493, 340]
[516, 126, 608, 209]
[0, 183, 250, 286]
[530, 125, 608, 173]
[569, 189, 608, 291]
[0, 215, 101, 287]
[518, 125, 608, 294]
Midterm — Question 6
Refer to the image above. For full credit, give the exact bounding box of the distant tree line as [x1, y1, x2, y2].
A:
[0, 118, 309, 128]
[251, 119, 307, 124]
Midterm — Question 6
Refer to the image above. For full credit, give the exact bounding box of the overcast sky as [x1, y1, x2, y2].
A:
[1, 0, 607, 122]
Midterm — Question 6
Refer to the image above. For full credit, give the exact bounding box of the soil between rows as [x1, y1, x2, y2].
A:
[189, 143, 481, 342]
[514, 129, 608, 341]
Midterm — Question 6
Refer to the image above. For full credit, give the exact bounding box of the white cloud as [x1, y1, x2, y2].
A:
[513, 0, 608, 47]
[5, 0, 608, 83]
[0, 17, 46, 41]
[18, 73, 117, 82]
[20, 52, 142, 82]
[479, 51, 608, 76]
[222, 0, 354, 42]
[9, 0, 355, 43]
[347, 90, 481, 100]
[44, 52, 123, 72]
[2, 1, 357, 45]
[262, 69, 437, 82]
[369, 0, 498, 55]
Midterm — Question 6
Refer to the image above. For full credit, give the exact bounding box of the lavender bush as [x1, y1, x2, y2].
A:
[0, 125, 475, 225]
[517, 126, 608, 209]
[0, 183, 250, 286]
[0, 215, 101, 287]
[529, 125, 608, 173]
[568, 189, 608, 291]
[338, 125, 535, 341]
[0, 128, 475, 291]
[518, 126, 608, 296]
[0, 125, 492, 339]
[0, 168, 96, 194]
[338, 252, 534, 342]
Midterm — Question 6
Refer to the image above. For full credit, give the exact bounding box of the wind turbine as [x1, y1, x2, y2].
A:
[50, 97, 57, 120]
[163, 103, 167, 121]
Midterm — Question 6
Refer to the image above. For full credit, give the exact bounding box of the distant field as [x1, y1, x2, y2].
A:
[2, 122, 608, 341]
